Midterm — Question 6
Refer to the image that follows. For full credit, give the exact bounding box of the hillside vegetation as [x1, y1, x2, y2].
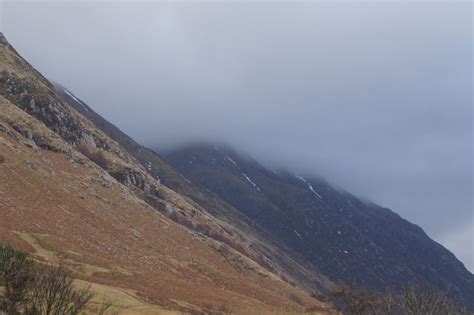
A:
[0, 33, 330, 314]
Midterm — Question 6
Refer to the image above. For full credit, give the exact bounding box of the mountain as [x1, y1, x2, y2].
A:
[164, 143, 474, 308]
[0, 33, 330, 313]
[53, 83, 330, 293]
[2, 29, 472, 313]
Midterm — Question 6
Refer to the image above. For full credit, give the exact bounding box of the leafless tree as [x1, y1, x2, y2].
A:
[379, 285, 471, 315]
[319, 283, 378, 314]
[321, 283, 471, 315]
[0, 244, 34, 314]
[25, 263, 93, 315]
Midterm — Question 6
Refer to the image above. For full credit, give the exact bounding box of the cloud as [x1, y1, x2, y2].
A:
[2, 1, 472, 270]
[438, 222, 474, 272]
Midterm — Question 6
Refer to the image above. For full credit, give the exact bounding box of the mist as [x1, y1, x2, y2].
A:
[1, 1, 472, 271]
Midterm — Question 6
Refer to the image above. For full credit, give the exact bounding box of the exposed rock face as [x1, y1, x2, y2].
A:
[0, 33, 8, 46]
[165, 144, 474, 308]
[110, 168, 157, 195]
[0, 72, 85, 144]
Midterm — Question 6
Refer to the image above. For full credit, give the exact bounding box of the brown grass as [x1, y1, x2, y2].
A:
[76, 143, 109, 169]
[0, 95, 327, 314]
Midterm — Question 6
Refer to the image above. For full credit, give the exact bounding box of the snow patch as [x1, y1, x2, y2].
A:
[64, 89, 89, 112]
[294, 230, 303, 240]
[297, 176, 322, 199]
[225, 156, 238, 168]
[243, 173, 261, 192]
[308, 183, 322, 199]
[296, 175, 307, 183]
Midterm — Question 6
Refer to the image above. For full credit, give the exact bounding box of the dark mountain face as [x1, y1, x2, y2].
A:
[164, 144, 474, 307]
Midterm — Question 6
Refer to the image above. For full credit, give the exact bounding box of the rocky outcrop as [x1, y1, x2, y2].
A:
[0, 71, 85, 144]
[109, 167, 159, 195]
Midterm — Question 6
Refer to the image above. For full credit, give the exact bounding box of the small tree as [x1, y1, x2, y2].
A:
[380, 285, 470, 315]
[320, 284, 378, 314]
[0, 244, 94, 315]
[321, 283, 470, 315]
[26, 263, 93, 315]
[0, 244, 34, 314]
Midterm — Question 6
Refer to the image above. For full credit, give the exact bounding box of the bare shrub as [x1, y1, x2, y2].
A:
[76, 143, 109, 169]
[288, 293, 305, 306]
[252, 254, 275, 273]
[304, 304, 328, 313]
[378, 285, 470, 315]
[26, 263, 93, 315]
[320, 284, 377, 314]
[216, 303, 233, 314]
[96, 298, 118, 315]
[0, 155, 5, 164]
[202, 302, 233, 314]
[0, 245, 94, 315]
[0, 244, 34, 314]
[320, 283, 470, 315]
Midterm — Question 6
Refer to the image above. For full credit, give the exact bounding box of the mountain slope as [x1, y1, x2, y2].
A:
[164, 143, 474, 308]
[0, 33, 330, 313]
[54, 82, 331, 293]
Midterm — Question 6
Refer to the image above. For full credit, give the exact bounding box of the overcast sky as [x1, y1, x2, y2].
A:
[1, 0, 472, 271]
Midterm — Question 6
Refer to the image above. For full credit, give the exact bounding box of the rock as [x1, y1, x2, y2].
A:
[82, 132, 96, 147]
[29, 98, 36, 110]
[101, 175, 113, 188]
[25, 159, 39, 170]
[110, 168, 159, 195]
[32, 133, 56, 151]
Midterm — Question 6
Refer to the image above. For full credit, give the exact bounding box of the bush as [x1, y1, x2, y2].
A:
[0, 244, 34, 314]
[0, 245, 93, 315]
[76, 143, 109, 169]
[380, 285, 470, 315]
[320, 283, 470, 315]
[26, 264, 93, 315]
[319, 284, 378, 314]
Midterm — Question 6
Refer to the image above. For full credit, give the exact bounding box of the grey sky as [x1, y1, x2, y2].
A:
[1, 1, 472, 271]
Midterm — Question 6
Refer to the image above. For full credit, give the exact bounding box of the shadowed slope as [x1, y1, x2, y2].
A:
[164, 143, 474, 308]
